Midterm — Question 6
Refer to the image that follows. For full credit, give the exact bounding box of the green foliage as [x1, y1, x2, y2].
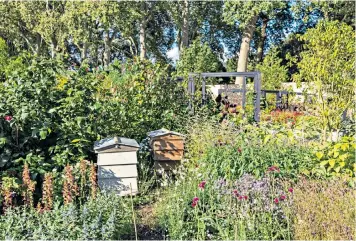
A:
[0, 57, 189, 182]
[311, 136, 356, 180]
[256, 48, 288, 89]
[176, 38, 223, 77]
[0, 192, 134, 240]
[293, 20, 355, 137]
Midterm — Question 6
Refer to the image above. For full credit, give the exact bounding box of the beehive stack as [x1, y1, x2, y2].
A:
[148, 129, 185, 173]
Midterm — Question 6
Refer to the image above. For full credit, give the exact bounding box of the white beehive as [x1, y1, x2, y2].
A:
[94, 136, 139, 196]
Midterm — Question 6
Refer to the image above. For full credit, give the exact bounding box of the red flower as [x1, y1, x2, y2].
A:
[238, 148, 242, 153]
[267, 166, 280, 173]
[191, 197, 199, 208]
[198, 181, 206, 190]
[279, 195, 286, 201]
[274, 198, 279, 204]
[288, 187, 293, 193]
[232, 189, 239, 197]
[4, 115, 12, 121]
[239, 196, 244, 200]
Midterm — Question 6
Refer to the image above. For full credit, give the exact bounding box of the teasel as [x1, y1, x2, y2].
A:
[42, 173, 53, 210]
[62, 164, 79, 205]
[22, 164, 35, 207]
[90, 163, 97, 199]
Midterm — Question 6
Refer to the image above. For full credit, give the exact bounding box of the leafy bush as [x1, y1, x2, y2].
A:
[255, 47, 288, 90]
[311, 136, 356, 180]
[186, 118, 314, 179]
[0, 192, 135, 240]
[292, 178, 355, 240]
[0, 57, 190, 192]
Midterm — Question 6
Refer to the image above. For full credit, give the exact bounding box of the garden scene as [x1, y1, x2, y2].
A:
[0, 1, 355, 240]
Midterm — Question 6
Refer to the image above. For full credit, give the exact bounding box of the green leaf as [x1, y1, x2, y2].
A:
[320, 160, 328, 166]
[328, 159, 336, 168]
[39, 130, 47, 140]
[315, 152, 323, 160]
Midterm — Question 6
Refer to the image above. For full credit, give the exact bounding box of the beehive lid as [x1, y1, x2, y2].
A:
[147, 129, 185, 139]
[94, 136, 139, 153]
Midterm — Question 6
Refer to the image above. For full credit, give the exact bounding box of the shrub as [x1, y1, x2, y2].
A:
[0, 192, 134, 240]
[310, 136, 356, 180]
[292, 178, 355, 240]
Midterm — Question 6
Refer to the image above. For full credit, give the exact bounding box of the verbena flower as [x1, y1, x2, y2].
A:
[274, 198, 279, 204]
[279, 195, 286, 201]
[288, 187, 294, 193]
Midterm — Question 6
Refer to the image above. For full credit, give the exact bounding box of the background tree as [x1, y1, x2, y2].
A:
[293, 21, 355, 140]
[223, 0, 286, 84]
[255, 47, 288, 90]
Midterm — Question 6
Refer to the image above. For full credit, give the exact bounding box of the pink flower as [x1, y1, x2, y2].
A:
[267, 166, 280, 173]
[198, 181, 206, 190]
[239, 196, 244, 200]
[279, 195, 286, 201]
[232, 189, 239, 197]
[191, 197, 199, 208]
[288, 187, 293, 193]
[4, 115, 12, 121]
[243, 195, 248, 200]
[238, 148, 242, 153]
[274, 198, 279, 204]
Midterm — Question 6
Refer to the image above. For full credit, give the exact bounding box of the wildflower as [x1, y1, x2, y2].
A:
[90, 163, 97, 199]
[239, 196, 244, 200]
[288, 187, 293, 193]
[4, 115, 12, 121]
[232, 189, 239, 197]
[198, 181, 206, 190]
[274, 198, 279, 204]
[43, 173, 53, 210]
[244, 195, 248, 200]
[238, 148, 242, 153]
[279, 195, 286, 201]
[267, 166, 280, 172]
[191, 197, 199, 208]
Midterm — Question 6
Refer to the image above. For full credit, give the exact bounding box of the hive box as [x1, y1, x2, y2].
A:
[148, 129, 185, 173]
[94, 137, 139, 196]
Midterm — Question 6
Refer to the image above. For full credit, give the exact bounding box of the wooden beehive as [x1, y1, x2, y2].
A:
[148, 129, 185, 172]
[94, 137, 139, 196]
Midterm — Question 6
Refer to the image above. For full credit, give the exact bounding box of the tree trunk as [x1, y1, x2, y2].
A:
[236, 15, 258, 85]
[256, 18, 268, 63]
[180, 0, 189, 50]
[81, 42, 88, 61]
[139, 19, 147, 60]
[50, 37, 57, 59]
[103, 31, 111, 67]
[35, 34, 42, 56]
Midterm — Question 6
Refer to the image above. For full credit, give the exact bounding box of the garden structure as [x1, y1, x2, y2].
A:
[186, 72, 262, 121]
[94, 137, 140, 196]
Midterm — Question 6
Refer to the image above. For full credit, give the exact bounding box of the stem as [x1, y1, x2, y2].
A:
[130, 183, 138, 241]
